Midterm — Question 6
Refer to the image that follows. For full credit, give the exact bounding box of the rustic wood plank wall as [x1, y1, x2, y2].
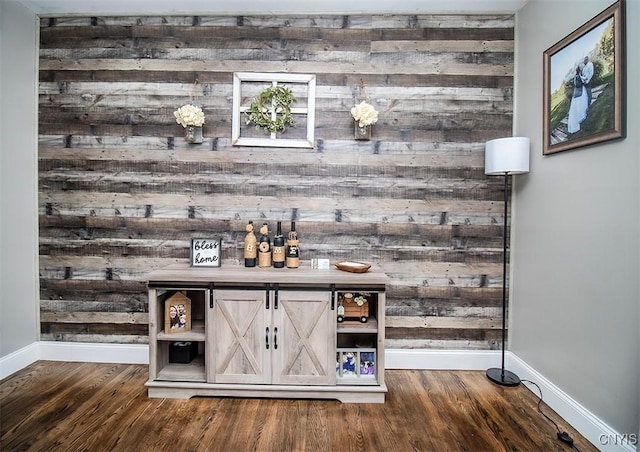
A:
[38, 14, 514, 348]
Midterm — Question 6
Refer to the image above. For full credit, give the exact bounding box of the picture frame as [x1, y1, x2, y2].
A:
[336, 349, 376, 379]
[543, 0, 625, 155]
[190, 238, 221, 267]
[165, 292, 191, 333]
[232, 72, 316, 148]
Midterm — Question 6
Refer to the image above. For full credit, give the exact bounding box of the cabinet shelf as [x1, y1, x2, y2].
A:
[337, 318, 378, 333]
[156, 355, 206, 382]
[336, 376, 379, 386]
[157, 321, 205, 341]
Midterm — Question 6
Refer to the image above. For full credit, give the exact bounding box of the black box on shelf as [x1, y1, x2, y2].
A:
[169, 341, 198, 363]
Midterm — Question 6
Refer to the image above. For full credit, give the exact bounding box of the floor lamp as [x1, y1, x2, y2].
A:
[484, 136, 530, 387]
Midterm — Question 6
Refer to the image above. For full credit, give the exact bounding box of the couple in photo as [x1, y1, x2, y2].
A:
[567, 56, 594, 134]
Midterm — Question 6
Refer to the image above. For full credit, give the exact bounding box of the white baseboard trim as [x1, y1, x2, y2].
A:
[2, 344, 635, 452]
[508, 353, 637, 452]
[1, 341, 148, 380]
[385, 348, 501, 370]
[0, 342, 40, 380]
[39, 341, 149, 365]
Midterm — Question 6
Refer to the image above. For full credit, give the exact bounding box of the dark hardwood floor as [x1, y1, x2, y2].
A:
[1, 361, 596, 451]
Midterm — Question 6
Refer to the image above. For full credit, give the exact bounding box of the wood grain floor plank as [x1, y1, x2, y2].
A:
[1, 362, 597, 451]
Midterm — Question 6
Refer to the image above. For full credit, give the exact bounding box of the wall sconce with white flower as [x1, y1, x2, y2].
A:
[174, 104, 205, 144]
[350, 101, 378, 140]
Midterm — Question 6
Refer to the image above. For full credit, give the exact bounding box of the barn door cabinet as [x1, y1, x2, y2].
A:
[146, 262, 388, 403]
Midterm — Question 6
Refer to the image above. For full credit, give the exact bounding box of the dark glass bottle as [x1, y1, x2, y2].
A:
[286, 221, 300, 269]
[272, 221, 285, 268]
[258, 223, 272, 268]
[243, 220, 257, 267]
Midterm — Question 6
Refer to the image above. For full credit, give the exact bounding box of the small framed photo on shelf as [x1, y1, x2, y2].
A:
[359, 351, 376, 376]
[336, 349, 376, 380]
[190, 238, 221, 267]
[165, 292, 191, 333]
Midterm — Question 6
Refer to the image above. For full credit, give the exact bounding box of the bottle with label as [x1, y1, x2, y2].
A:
[272, 221, 285, 268]
[243, 220, 257, 267]
[286, 221, 300, 269]
[258, 223, 272, 268]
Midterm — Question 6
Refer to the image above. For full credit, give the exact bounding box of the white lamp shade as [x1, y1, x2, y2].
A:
[485, 137, 530, 175]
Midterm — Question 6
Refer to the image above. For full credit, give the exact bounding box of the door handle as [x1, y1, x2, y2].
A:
[274, 327, 278, 350]
[266, 327, 269, 349]
[274, 283, 279, 309]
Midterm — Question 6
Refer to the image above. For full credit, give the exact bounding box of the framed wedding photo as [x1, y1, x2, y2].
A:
[542, 0, 625, 155]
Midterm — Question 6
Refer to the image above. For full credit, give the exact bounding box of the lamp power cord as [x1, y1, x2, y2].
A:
[521, 379, 581, 451]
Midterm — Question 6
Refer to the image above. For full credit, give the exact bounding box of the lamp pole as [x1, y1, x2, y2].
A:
[486, 171, 521, 387]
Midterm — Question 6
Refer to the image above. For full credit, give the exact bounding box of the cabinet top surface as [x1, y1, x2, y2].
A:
[148, 261, 389, 287]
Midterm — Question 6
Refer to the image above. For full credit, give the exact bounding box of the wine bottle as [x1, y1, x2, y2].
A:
[258, 223, 272, 268]
[243, 220, 257, 267]
[272, 221, 285, 268]
[286, 221, 300, 269]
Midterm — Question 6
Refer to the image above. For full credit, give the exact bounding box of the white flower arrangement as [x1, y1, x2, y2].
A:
[174, 104, 205, 128]
[354, 295, 367, 306]
[350, 101, 379, 127]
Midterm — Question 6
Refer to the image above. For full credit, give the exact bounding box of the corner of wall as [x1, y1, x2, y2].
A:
[0, 0, 40, 359]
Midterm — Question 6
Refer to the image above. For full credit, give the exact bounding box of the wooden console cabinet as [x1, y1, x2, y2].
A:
[146, 262, 388, 403]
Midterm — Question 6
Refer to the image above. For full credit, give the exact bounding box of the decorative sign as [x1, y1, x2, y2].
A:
[190, 238, 221, 267]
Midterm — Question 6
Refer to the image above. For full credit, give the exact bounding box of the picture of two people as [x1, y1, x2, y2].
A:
[567, 55, 594, 134]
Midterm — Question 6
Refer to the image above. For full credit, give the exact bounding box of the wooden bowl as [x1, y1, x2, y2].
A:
[334, 261, 371, 273]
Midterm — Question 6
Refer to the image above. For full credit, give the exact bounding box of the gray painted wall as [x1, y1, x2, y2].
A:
[0, 0, 40, 357]
[513, 0, 639, 438]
